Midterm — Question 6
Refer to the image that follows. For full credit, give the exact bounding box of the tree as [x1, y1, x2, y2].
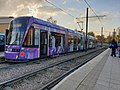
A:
[47, 16, 57, 24]
[96, 35, 101, 42]
[106, 35, 112, 43]
[88, 32, 95, 37]
[96, 35, 105, 43]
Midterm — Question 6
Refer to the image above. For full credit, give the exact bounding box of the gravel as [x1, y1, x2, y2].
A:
[11, 67, 65, 90]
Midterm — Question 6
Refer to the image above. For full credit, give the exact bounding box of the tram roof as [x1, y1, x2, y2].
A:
[34, 17, 66, 31]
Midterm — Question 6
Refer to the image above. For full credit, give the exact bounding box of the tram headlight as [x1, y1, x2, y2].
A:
[16, 55, 18, 59]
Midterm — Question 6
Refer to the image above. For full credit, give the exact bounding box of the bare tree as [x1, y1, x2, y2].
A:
[47, 16, 57, 24]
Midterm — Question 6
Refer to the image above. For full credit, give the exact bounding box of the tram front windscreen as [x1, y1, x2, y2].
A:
[7, 17, 30, 45]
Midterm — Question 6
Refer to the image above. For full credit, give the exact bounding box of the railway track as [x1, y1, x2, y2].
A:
[0, 47, 107, 90]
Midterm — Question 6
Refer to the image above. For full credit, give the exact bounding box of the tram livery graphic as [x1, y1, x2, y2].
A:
[5, 16, 97, 61]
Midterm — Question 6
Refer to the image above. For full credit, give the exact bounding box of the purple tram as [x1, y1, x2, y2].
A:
[5, 16, 96, 62]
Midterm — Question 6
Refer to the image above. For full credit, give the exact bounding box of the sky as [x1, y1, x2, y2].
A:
[0, 0, 120, 37]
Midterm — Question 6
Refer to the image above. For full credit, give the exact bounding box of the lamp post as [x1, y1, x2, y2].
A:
[113, 28, 116, 39]
[109, 32, 111, 44]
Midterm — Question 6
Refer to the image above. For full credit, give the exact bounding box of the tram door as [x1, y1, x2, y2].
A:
[40, 30, 48, 57]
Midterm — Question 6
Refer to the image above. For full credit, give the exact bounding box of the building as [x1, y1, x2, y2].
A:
[0, 17, 14, 33]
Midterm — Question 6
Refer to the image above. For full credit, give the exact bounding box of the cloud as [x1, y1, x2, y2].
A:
[88, 11, 120, 36]
[0, 0, 43, 16]
[103, 11, 120, 20]
[62, 1, 67, 5]
[38, 6, 61, 13]
[90, 11, 120, 25]
[68, 8, 77, 11]
[76, 0, 81, 3]
[0, 0, 63, 18]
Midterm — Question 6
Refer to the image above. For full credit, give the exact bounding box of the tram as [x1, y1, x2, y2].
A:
[5, 16, 97, 61]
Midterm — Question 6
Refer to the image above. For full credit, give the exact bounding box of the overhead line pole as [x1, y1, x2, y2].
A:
[101, 27, 103, 47]
[85, 8, 89, 52]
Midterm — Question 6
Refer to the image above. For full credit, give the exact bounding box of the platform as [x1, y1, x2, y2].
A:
[51, 48, 120, 90]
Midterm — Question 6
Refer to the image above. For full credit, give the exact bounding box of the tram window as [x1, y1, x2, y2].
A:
[68, 36, 73, 46]
[50, 33, 64, 48]
[74, 37, 77, 45]
[23, 28, 32, 46]
[55, 36, 61, 47]
[49, 35, 56, 47]
[23, 26, 39, 47]
[34, 29, 39, 46]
